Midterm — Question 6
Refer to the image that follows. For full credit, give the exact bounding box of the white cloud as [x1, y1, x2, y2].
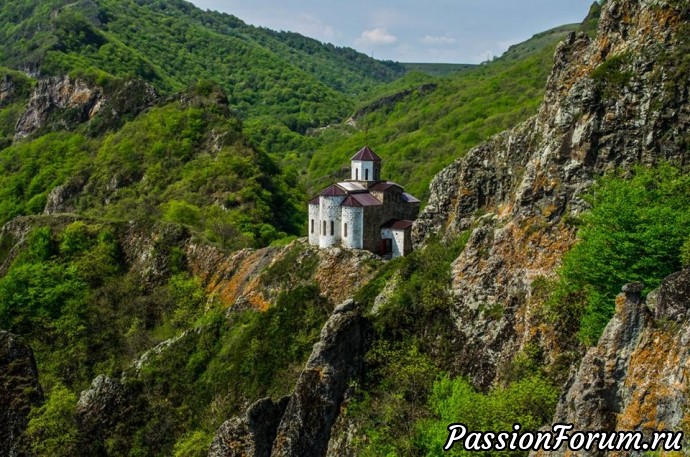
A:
[421, 35, 456, 45]
[356, 27, 398, 46]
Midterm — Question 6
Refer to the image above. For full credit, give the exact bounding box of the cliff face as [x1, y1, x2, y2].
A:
[208, 299, 371, 457]
[12, 75, 156, 140]
[186, 242, 380, 311]
[532, 271, 690, 457]
[14, 76, 103, 139]
[413, 0, 690, 387]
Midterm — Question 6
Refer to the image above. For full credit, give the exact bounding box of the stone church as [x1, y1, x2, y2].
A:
[308, 146, 420, 257]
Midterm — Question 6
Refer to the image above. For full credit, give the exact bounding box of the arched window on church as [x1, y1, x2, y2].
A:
[365, 169, 369, 181]
[344, 223, 348, 237]
[323, 220, 326, 235]
[356, 168, 359, 180]
[330, 221, 334, 236]
[311, 219, 314, 234]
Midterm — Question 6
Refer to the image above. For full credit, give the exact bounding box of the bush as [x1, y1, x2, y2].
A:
[163, 200, 202, 226]
[373, 233, 470, 347]
[168, 273, 207, 329]
[550, 164, 690, 345]
[416, 375, 559, 456]
[25, 384, 80, 457]
[173, 430, 213, 457]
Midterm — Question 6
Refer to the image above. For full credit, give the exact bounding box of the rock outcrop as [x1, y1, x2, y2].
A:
[15, 76, 103, 139]
[76, 375, 135, 446]
[0, 331, 43, 457]
[43, 174, 89, 215]
[186, 240, 380, 310]
[208, 397, 290, 457]
[412, 0, 690, 387]
[0, 72, 32, 109]
[13, 75, 157, 140]
[208, 299, 371, 457]
[0, 74, 17, 107]
[271, 299, 370, 457]
[533, 270, 690, 456]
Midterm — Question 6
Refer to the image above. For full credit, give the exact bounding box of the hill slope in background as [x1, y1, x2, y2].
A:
[0, 0, 595, 207]
[305, 22, 581, 199]
[0, 75, 304, 248]
[0, 0, 404, 132]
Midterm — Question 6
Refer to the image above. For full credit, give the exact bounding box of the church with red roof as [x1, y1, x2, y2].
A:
[308, 146, 420, 257]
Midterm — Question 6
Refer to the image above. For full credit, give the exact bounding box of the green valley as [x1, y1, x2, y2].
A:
[9, 1, 686, 457]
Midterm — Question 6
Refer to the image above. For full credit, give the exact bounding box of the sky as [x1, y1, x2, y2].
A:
[189, 0, 595, 64]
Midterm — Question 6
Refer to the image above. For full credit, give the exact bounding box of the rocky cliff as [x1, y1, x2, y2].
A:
[412, 0, 690, 388]
[12, 75, 156, 140]
[1, 215, 380, 310]
[207, 299, 371, 457]
[531, 270, 690, 456]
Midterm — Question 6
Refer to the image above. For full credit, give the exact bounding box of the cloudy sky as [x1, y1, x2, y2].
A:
[190, 0, 595, 63]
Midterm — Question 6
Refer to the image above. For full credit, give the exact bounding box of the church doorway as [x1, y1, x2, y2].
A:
[380, 238, 392, 256]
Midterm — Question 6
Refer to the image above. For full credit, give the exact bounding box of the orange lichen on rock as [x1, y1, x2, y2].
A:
[313, 248, 379, 305]
[186, 240, 382, 313]
[186, 244, 278, 310]
[617, 329, 688, 432]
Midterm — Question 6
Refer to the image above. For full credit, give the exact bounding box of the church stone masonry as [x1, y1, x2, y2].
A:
[308, 146, 420, 258]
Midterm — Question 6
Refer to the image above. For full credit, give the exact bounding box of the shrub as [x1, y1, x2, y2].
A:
[416, 375, 558, 456]
[172, 430, 213, 457]
[25, 384, 80, 457]
[550, 164, 690, 344]
[163, 200, 202, 226]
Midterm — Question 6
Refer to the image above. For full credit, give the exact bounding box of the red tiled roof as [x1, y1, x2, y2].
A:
[350, 146, 382, 162]
[320, 184, 347, 197]
[381, 219, 414, 230]
[341, 192, 382, 207]
[308, 196, 320, 205]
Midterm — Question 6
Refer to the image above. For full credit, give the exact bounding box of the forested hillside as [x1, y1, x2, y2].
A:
[306, 22, 579, 199]
[11, 0, 685, 456]
[0, 0, 593, 203]
[0, 0, 403, 133]
[0, 75, 303, 248]
[301, 4, 602, 199]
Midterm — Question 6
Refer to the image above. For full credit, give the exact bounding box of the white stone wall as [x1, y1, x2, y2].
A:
[319, 195, 346, 248]
[308, 203, 320, 245]
[341, 206, 363, 249]
[381, 228, 407, 258]
[392, 229, 406, 258]
[351, 160, 376, 181]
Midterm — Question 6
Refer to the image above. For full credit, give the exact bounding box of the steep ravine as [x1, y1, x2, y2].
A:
[0, 214, 381, 454]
